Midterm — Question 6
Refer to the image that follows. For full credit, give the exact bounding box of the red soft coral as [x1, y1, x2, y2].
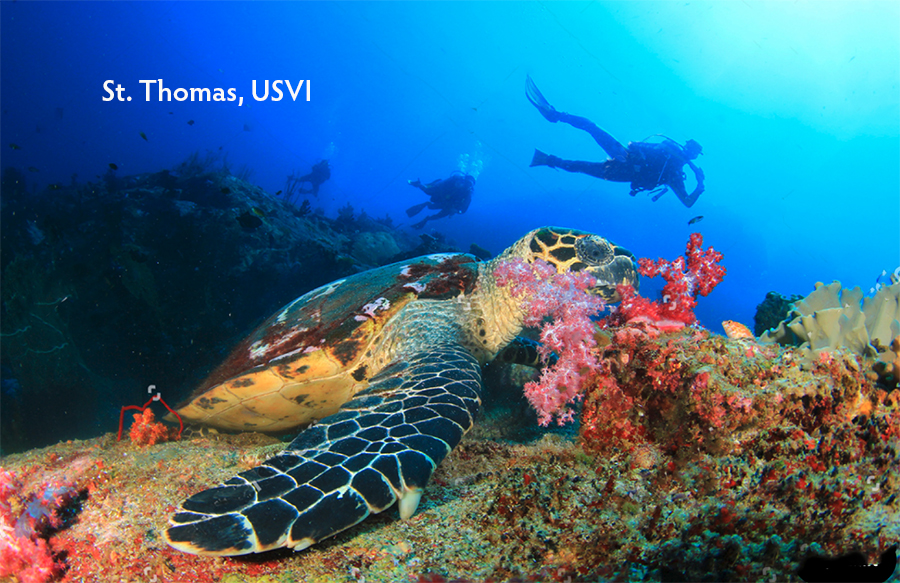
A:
[128, 408, 178, 446]
[610, 233, 725, 328]
[494, 258, 606, 426]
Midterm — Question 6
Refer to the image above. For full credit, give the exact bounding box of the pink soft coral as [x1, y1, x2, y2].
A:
[610, 233, 725, 328]
[494, 258, 605, 426]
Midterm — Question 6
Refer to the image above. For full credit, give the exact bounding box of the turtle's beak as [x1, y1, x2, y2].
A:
[577, 241, 640, 303]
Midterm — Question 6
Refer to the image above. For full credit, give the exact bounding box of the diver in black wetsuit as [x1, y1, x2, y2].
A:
[526, 75, 705, 208]
[296, 160, 331, 196]
[406, 173, 475, 229]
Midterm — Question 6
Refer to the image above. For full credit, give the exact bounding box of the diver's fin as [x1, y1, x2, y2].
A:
[530, 149, 551, 168]
[526, 75, 561, 123]
[411, 218, 428, 229]
[406, 202, 429, 217]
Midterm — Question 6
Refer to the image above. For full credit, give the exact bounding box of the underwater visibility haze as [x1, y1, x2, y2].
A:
[1, 2, 899, 582]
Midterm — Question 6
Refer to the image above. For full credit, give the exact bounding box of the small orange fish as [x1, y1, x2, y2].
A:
[722, 320, 754, 340]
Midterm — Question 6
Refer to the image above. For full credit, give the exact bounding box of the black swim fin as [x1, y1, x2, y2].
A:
[526, 75, 561, 123]
[530, 149, 551, 168]
[406, 202, 429, 217]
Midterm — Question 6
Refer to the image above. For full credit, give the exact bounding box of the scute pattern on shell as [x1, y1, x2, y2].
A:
[185, 253, 481, 403]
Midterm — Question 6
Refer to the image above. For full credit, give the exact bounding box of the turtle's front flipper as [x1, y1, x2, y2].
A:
[494, 335, 558, 367]
[164, 343, 481, 556]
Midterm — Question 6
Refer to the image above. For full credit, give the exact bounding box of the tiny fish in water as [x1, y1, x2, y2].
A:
[109, 163, 118, 170]
[275, 190, 283, 196]
[688, 215, 704, 225]
[9, 143, 21, 150]
[27, 167, 39, 173]
[871, 268, 900, 293]
[139, 131, 148, 141]
[187, 120, 195, 126]
[722, 320, 754, 340]
[48, 183, 62, 190]
[250, 207, 265, 218]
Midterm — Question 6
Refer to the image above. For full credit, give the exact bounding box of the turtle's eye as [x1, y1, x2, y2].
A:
[575, 236, 613, 266]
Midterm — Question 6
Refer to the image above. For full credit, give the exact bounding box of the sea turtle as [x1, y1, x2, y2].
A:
[165, 226, 638, 556]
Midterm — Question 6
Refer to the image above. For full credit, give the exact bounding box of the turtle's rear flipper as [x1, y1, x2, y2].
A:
[164, 344, 481, 556]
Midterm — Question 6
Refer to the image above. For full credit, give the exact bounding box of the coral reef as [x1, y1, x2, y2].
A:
[0, 326, 896, 581]
[575, 326, 899, 581]
[760, 281, 900, 364]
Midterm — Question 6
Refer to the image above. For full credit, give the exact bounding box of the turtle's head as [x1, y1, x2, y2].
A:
[513, 226, 639, 301]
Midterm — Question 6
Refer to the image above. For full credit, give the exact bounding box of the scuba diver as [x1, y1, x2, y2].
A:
[406, 172, 475, 229]
[296, 160, 331, 196]
[526, 75, 705, 208]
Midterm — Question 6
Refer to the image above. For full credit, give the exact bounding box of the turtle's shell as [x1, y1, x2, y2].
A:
[175, 253, 480, 432]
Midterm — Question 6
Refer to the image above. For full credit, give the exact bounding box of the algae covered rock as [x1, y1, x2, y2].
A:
[753, 290, 804, 337]
[351, 230, 401, 266]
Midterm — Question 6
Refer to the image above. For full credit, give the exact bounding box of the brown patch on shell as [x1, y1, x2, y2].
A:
[400, 255, 478, 300]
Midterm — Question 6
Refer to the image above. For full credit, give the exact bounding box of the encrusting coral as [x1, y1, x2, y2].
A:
[760, 281, 900, 365]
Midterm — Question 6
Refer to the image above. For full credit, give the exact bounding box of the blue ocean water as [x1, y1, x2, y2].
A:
[2, 1, 897, 330]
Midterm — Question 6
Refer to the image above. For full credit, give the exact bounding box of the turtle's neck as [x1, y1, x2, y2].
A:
[466, 254, 529, 363]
